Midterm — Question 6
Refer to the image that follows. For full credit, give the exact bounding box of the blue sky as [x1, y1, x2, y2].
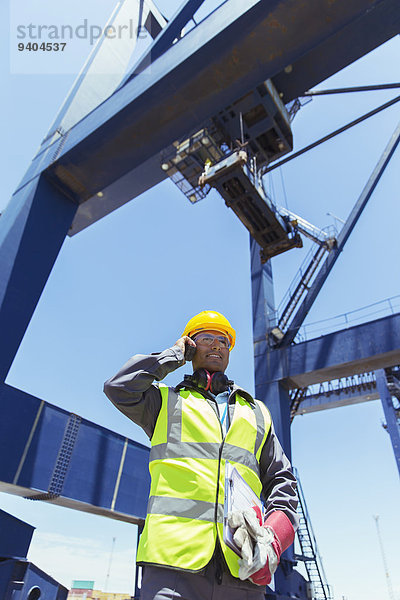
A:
[1, 1, 399, 599]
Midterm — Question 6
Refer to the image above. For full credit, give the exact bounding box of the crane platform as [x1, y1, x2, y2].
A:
[199, 149, 302, 261]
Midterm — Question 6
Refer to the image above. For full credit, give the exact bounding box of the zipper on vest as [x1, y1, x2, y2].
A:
[202, 395, 227, 527]
[214, 438, 225, 526]
[205, 396, 226, 527]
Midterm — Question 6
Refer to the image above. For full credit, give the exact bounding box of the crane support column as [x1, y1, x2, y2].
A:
[250, 236, 296, 597]
[375, 369, 400, 478]
[251, 236, 292, 457]
[0, 176, 77, 382]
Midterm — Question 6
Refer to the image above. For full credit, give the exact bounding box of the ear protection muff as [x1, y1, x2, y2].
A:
[185, 369, 233, 395]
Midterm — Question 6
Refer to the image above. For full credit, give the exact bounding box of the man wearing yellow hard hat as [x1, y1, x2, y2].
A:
[104, 310, 298, 600]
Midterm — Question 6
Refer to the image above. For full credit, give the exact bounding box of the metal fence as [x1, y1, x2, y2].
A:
[295, 295, 400, 342]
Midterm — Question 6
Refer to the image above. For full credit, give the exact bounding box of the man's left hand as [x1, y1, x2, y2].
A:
[249, 510, 295, 586]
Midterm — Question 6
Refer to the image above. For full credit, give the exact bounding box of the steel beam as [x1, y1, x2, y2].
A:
[251, 237, 276, 343]
[10, 0, 399, 235]
[292, 388, 379, 417]
[256, 313, 400, 389]
[375, 370, 400, 477]
[121, 0, 207, 81]
[281, 120, 400, 345]
[272, 0, 400, 103]
[0, 176, 78, 382]
[40, 0, 167, 150]
[0, 383, 150, 524]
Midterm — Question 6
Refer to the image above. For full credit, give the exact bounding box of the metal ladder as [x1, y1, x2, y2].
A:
[277, 243, 328, 334]
[293, 469, 333, 600]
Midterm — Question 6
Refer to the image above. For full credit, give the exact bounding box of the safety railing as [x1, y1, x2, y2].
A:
[295, 295, 400, 342]
[293, 468, 333, 600]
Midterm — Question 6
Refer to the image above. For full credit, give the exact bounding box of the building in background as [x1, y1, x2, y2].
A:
[68, 580, 132, 600]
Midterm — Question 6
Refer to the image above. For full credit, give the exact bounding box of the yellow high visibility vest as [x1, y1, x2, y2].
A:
[137, 384, 272, 576]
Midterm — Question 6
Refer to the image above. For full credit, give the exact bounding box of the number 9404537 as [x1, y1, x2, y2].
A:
[18, 42, 67, 51]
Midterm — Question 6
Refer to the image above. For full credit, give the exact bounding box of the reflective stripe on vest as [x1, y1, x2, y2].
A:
[137, 384, 272, 574]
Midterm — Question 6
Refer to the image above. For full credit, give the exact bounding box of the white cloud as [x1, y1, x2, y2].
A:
[27, 531, 137, 594]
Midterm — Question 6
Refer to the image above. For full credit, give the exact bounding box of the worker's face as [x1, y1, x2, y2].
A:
[191, 330, 230, 373]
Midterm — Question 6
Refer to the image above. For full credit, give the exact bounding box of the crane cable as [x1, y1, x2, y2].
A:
[263, 94, 400, 174]
[302, 83, 400, 96]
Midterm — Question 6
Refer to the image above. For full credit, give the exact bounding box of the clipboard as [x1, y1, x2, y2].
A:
[223, 461, 264, 556]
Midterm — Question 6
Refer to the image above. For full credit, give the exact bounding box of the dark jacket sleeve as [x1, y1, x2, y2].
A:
[259, 422, 299, 530]
[103, 345, 185, 439]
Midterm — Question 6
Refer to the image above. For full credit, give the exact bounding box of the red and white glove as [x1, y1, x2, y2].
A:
[249, 509, 295, 586]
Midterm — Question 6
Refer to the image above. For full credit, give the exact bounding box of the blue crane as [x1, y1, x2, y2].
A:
[1, 1, 400, 598]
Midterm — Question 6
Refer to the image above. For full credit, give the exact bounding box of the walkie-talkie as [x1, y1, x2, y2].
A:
[184, 341, 196, 362]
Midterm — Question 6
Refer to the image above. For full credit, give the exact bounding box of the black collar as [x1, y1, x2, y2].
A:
[174, 380, 256, 405]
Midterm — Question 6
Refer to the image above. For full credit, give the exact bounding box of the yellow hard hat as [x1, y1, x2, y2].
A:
[182, 310, 236, 350]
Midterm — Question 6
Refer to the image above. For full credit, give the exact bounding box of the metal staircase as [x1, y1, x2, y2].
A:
[385, 367, 400, 402]
[293, 469, 333, 600]
[271, 242, 332, 343]
[290, 388, 309, 422]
